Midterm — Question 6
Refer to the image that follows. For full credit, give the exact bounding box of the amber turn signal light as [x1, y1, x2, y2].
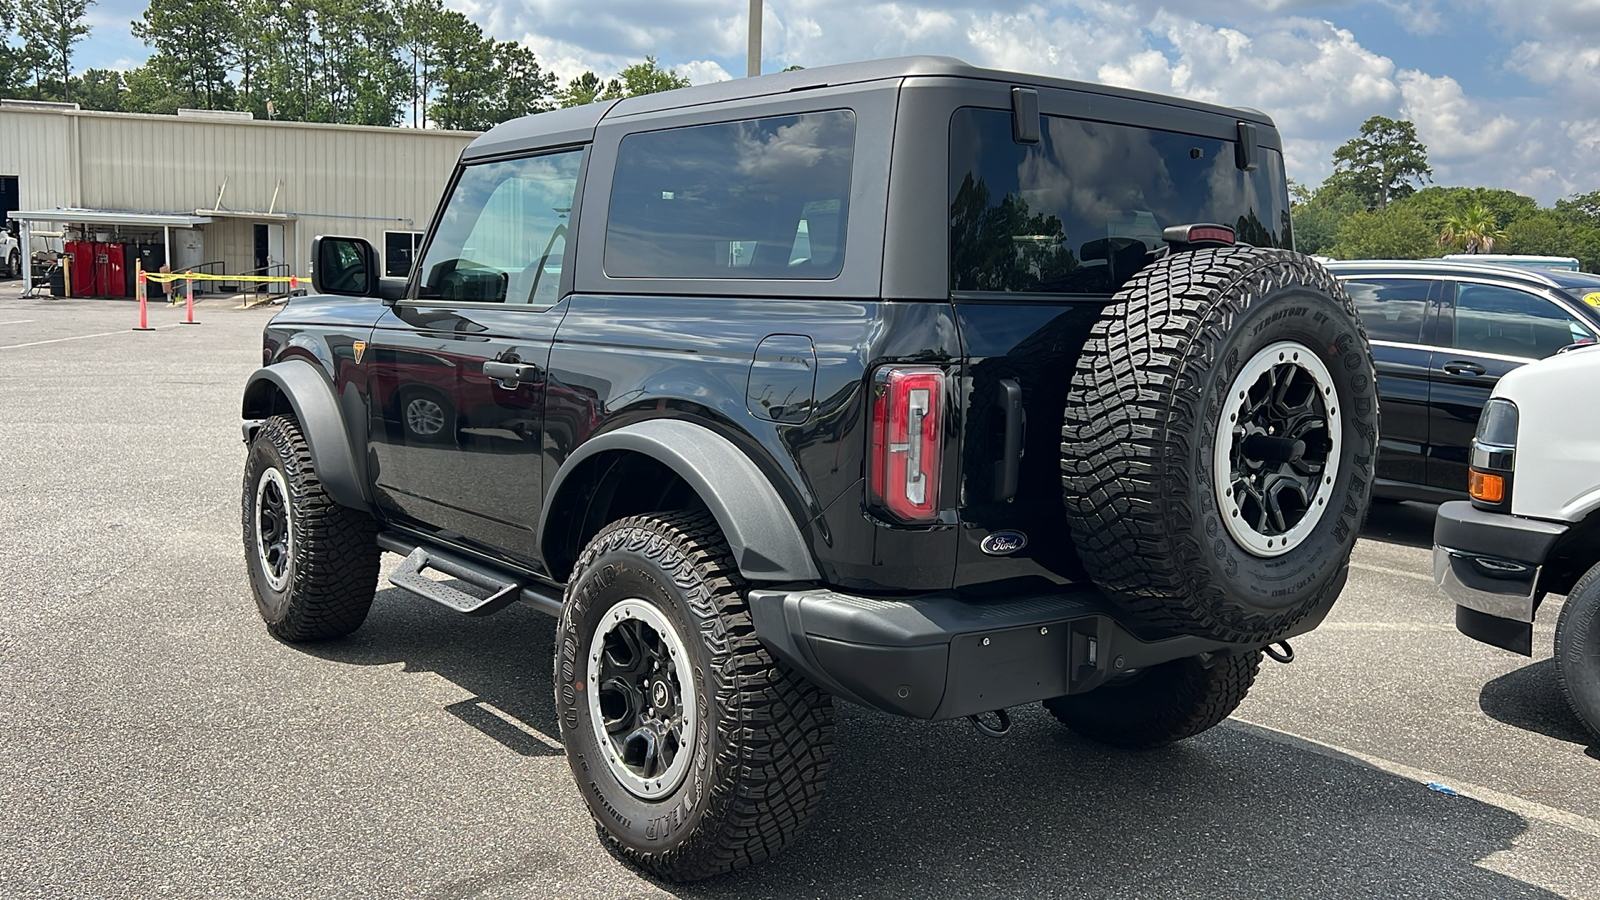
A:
[1469, 469, 1504, 503]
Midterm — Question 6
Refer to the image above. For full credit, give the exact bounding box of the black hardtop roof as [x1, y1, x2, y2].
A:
[1325, 258, 1600, 292]
[463, 55, 1277, 160]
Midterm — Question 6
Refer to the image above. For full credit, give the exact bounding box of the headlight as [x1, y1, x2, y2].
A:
[1469, 399, 1517, 506]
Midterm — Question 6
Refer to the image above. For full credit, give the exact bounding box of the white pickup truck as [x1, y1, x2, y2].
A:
[0, 228, 19, 279]
[1435, 344, 1600, 741]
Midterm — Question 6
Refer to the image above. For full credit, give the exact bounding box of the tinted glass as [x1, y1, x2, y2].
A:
[415, 150, 582, 305]
[1344, 278, 1431, 343]
[1454, 283, 1595, 359]
[949, 108, 1292, 295]
[605, 111, 856, 279]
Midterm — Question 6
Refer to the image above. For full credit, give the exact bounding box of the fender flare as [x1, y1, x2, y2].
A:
[539, 419, 821, 583]
[241, 360, 371, 512]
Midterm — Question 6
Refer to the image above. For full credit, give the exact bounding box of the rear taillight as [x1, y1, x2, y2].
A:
[869, 366, 944, 523]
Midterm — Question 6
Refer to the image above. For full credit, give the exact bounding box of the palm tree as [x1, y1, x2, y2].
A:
[1438, 203, 1506, 254]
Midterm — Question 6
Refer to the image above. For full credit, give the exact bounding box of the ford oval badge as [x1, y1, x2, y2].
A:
[980, 531, 1028, 556]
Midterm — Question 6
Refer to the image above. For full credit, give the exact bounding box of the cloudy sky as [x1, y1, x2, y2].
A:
[73, 0, 1600, 204]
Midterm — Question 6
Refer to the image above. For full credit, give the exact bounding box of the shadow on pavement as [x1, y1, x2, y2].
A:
[1360, 499, 1437, 550]
[1479, 657, 1599, 751]
[295, 586, 1558, 899]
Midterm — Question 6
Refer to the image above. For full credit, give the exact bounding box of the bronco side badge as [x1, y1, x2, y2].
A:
[981, 531, 1028, 556]
[353, 341, 366, 364]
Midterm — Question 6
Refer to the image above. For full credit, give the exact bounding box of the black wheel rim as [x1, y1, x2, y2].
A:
[1215, 341, 1341, 557]
[254, 467, 293, 591]
[586, 599, 697, 799]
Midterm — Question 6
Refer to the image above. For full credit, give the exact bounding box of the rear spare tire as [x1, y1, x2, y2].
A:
[1061, 247, 1377, 643]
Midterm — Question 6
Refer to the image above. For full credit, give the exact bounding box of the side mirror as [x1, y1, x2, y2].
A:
[311, 235, 378, 297]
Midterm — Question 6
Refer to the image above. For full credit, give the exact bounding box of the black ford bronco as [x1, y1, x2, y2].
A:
[241, 57, 1378, 881]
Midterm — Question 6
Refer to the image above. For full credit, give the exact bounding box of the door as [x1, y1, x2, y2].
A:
[366, 148, 584, 570]
[1427, 279, 1598, 492]
[1343, 276, 1439, 492]
[254, 222, 284, 292]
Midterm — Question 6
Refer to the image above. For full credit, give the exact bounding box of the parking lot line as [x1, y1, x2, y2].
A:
[1232, 718, 1600, 840]
[1350, 560, 1437, 583]
[0, 323, 182, 350]
[0, 319, 35, 327]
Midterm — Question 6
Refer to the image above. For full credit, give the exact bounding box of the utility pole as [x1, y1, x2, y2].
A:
[747, 0, 761, 78]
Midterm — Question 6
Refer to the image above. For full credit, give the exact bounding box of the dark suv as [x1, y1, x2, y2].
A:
[240, 57, 1377, 881]
[1327, 259, 1600, 502]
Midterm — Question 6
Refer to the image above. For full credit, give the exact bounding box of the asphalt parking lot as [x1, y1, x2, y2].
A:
[2, 286, 1597, 899]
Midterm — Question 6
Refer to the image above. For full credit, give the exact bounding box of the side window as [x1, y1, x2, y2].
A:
[604, 110, 857, 279]
[384, 231, 424, 278]
[414, 150, 583, 305]
[1344, 278, 1431, 343]
[1454, 283, 1595, 359]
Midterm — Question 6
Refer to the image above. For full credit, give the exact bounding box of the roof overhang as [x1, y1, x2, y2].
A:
[11, 208, 215, 228]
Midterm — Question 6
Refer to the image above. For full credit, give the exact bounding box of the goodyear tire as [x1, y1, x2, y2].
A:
[1554, 561, 1600, 743]
[1061, 247, 1378, 643]
[555, 511, 834, 881]
[1044, 651, 1262, 749]
[242, 415, 380, 641]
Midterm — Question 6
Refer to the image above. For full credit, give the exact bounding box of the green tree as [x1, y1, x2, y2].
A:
[1327, 205, 1436, 260]
[1290, 185, 1362, 256]
[18, 0, 92, 102]
[396, 0, 445, 127]
[1325, 116, 1432, 210]
[429, 12, 554, 130]
[557, 71, 621, 107]
[1437, 203, 1506, 254]
[133, 0, 237, 109]
[615, 55, 690, 96]
[121, 62, 183, 114]
[74, 68, 126, 110]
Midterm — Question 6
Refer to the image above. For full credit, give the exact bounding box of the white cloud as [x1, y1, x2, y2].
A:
[1398, 71, 1518, 159]
[676, 59, 735, 85]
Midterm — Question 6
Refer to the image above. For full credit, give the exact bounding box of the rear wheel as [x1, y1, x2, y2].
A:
[1061, 247, 1378, 643]
[242, 415, 379, 641]
[1043, 652, 1262, 749]
[1554, 562, 1600, 742]
[5, 250, 19, 279]
[555, 511, 834, 882]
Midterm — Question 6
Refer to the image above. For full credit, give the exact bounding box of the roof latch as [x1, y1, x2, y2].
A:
[1235, 121, 1259, 171]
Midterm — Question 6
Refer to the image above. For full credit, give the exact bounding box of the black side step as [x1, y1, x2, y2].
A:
[376, 532, 565, 618]
[389, 546, 521, 616]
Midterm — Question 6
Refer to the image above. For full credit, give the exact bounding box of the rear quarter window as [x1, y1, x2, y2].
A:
[949, 107, 1291, 296]
[1344, 278, 1431, 343]
[604, 111, 857, 280]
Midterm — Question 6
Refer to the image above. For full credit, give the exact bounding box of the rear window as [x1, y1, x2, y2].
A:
[950, 108, 1291, 295]
[605, 110, 856, 280]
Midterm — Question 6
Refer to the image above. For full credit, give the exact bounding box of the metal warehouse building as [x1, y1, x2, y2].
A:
[0, 100, 477, 297]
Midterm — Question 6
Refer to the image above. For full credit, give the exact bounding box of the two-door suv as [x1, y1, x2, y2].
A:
[240, 57, 1378, 880]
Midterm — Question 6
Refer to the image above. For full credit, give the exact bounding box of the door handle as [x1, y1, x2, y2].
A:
[483, 361, 541, 386]
[1441, 361, 1486, 376]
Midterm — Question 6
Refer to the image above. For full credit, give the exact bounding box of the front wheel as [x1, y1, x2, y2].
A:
[4, 250, 18, 279]
[555, 512, 834, 881]
[242, 415, 380, 641]
[1043, 651, 1262, 750]
[1555, 562, 1600, 742]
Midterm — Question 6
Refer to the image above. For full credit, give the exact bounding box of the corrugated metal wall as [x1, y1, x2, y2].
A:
[0, 106, 477, 280]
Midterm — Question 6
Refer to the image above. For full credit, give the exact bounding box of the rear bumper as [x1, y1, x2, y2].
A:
[1434, 500, 1568, 656]
[748, 585, 1332, 720]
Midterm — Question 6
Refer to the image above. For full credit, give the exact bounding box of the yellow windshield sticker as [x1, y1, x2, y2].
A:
[1586, 292, 1600, 307]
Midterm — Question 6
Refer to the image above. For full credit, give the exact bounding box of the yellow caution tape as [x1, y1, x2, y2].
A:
[141, 271, 301, 284]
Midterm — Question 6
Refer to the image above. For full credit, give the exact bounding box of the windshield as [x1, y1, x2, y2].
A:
[949, 107, 1291, 296]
